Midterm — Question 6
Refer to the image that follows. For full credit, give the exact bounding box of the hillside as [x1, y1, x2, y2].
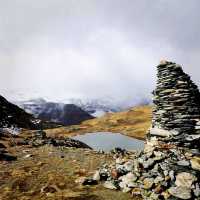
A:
[45, 105, 152, 140]
[0, 95, 59, 130]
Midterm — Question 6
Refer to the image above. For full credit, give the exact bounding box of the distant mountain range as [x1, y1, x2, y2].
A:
[65, 98, 122, 117]
[16, 98, 122, 119]
[16, 98, 94, 126]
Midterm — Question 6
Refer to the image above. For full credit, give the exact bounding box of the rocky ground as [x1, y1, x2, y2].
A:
[0, 142, 141, 200]
[87, 139, 200, 200]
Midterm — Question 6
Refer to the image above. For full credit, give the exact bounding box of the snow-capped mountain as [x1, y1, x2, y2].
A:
[16, 98, 122, 119]
[64, 98, 122, 117]
[16, 99, 94, 126]
[16, 97, 151, 123]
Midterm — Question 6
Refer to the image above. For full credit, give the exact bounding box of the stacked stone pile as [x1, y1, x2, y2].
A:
[150, 61, 200, 148]
[84, 61, 200, 199]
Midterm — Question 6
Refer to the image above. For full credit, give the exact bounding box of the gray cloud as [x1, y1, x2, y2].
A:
[0, 0, 200, 106]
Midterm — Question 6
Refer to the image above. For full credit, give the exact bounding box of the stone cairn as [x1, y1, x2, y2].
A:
[150, 60, 200, 149]
[83, 61, 200, 200]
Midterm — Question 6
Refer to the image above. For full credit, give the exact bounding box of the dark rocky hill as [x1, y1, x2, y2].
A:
[0, 95, 58, 129]
[37, 103, 94, 126]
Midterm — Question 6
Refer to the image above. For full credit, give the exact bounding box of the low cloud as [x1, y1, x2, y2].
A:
[0, 0, 200, 106]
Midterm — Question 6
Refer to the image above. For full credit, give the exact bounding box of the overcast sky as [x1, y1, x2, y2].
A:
[0, 0, 200, 105]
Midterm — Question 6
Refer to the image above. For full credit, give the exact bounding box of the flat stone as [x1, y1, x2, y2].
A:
[168, 186, 191, 199]
[177, 160, 190, 166]
[186, 134, 200, 141]
[175, 172, 197, 188]
[149, 127, 173, 137]
[191, 156, 200, 171]
[103, 181, 117, 190]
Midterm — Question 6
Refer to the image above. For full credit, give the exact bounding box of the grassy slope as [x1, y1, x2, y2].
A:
[45, 105, 152, 140]
[0, 145, 141, 200]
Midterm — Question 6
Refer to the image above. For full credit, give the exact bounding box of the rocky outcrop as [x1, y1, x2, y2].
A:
[38, 103, 94, 126]
[24, 130, 92, 149]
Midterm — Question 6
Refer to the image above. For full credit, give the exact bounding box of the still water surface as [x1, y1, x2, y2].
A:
[72, 132, 144, 151]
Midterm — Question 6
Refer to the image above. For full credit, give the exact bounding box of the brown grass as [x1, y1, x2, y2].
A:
[45, 105, 152, 140]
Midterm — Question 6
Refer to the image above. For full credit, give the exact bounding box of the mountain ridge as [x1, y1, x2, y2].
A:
[16, 99, 94, 126]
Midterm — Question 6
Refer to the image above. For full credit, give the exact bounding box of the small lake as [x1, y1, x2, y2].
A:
[71, 132, 144, 151]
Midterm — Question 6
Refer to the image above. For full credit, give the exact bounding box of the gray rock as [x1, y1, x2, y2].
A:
[169, 170, 175, 181]
[149, 127, 172, 137]
[124, 161, 134, 172]
[154, 176, 164, 184]
[143, 158, 155, 169]
[193, 183, 200, 197]
[168, 186, 191, 199]
[119, 172, 137, 188]
[177, 160, 190, 166]
[175, 172, 197, 188]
